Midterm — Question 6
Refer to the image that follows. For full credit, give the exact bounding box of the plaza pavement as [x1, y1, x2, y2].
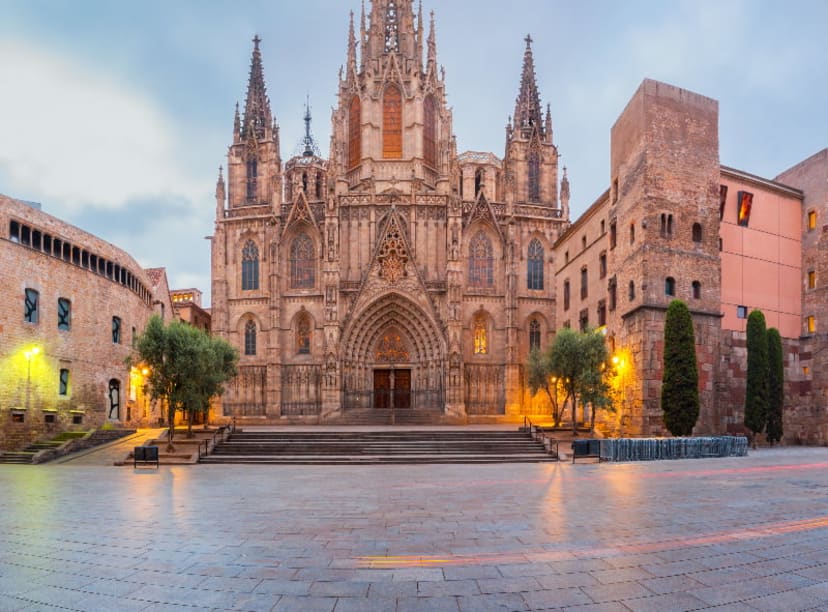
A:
[1, 447, 828, 611]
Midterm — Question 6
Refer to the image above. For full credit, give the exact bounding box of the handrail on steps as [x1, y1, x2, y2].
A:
[523, 416, 559, 460]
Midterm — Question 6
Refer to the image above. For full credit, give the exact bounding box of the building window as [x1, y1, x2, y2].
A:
[628, 280, 635, 302]
[807, 315, 816, 334]
[72, 414, 83, 425]
[599, 251, 607, 279]
[665, 277, 676, 296]
[57, 298, 71, 331]
[315, 173, 323, 199]
[527, 239, 544, 290]
[246, 157, 258, 201]
[600, 220, 606, 235]
[808, 270, 816, 289]
[528, 150, 540, 202]
[59, 369, 70, 396]
[528, 318, 541, 352]
[808, 210, 817, 231]
[563, 279, 570, 311]
[579, 308, 589, 331]
[424, 95, 438, 168]
[737, 191, 753, 227]
[244, 320, 257, 356]
[108, 379, 120, 420]
[112, 316, 122, 343]
[608, 276, 617, 311]
[565, 250, 569, 264]
[660, 214, 674, 238]
[629, 222, 635, 244]
[692, 281, 701, 299]
[24, 288, 39, 323]
[475, 168, 483, 197]
[580, 266, 588, 300]
[473, 314, 488, 355]
[296, 314, 311, 355]
[348, 96, 361, 169]
[581, 235, 587, 250]
[242, 240, 260, 291]
[290, 233, 315, 288]
[737, 305, 748, 319]
[609, 220, 617, 249]
[692, 222, 702, 243]
[469, 231, 494, 287]
[44, 413, 56, 424]
[383, 84, 402, 159]
[597, 299, 607, 327]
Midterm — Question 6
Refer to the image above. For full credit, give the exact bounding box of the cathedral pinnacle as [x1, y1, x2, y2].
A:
[347, 10, 358, 75]
[514, 33, 544, 138]
[242, 35, 272, 140]
[300, 96, 321, 157]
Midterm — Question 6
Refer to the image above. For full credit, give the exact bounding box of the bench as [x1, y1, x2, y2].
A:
[134, 445, 159, 468]
[571, 439, 601, 463]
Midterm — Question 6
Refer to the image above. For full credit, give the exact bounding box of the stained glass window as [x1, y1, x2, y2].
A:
[528, 150, 540, 202]
[473, 314, 488, 355]
[242, 240, 259, 291]
[529, 318, 541, 352]
[244, 320, 257, 356]
[424, 95, 437, 168]
[290, 233, 315, 288]
[296, 315, 311, 355]
[527, 239, 544, 290]
[383, 85, 402, 159]
[349, 96, 361, 169]
[469, 231, 493, 287]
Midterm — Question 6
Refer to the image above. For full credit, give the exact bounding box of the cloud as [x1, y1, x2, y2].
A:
[0, 38, 202, 211]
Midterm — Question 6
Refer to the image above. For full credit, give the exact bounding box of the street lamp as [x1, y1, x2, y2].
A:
[24, 346, 41, 411]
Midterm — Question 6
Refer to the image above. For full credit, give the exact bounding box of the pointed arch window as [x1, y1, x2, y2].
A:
[473, 314, 488, 355]
[244, 320, 257, 356]
[290, 233, 315, 288]
[527, 238, 544, 290]
[246, 157, 258, 201]
[469, 231, 494, 288]
[529, 318, 541, 352]
[348, 96, 361, 169]
[528, 150, 540, 202]
[296, 314, 311, 355]
[241, 240, 259, 291]
[424, 95, 437, 168]
[383, 85, 402, 159]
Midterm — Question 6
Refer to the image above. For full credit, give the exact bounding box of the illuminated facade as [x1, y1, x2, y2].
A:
[0, 195, 174, 450]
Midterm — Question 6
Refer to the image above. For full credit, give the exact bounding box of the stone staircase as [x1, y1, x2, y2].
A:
[323, 408, 465, 426]
[0, 429, 136, 465]
[201, 429, 556, 465]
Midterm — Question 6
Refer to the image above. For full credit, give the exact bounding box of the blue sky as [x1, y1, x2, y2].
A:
[1, 0, 826, 305]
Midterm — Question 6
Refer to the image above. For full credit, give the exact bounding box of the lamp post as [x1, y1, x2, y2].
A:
[24, 346, 41, 411]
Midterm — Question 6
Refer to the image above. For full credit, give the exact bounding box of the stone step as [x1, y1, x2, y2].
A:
[200, 453, 554, 465]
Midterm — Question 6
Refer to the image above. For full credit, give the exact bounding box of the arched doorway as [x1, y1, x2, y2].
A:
[341, 293, 445, 412]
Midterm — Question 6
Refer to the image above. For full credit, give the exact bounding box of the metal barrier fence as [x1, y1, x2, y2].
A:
[598, 436, 748, 462]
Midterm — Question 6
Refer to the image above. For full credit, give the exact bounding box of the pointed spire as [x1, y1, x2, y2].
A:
[215, 166, 226, 214]
[233, 102, 241, 143]
[514, 34, 543, 137]
[426, 10, 436, 73]
[347, 10, 358, 77]
[416, 0, 424, 73]
[360, 1, 367, 70]
[545, 103, 553, 142]
[242, 35, 272, 140]
[560, 166, 570, 216]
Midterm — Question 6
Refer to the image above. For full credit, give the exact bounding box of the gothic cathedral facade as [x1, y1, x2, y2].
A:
[211, 1, 570, 421]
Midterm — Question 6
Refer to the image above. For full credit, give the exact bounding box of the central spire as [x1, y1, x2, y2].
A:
[514, 34, 544, 137]
[243, 35, 272, 140]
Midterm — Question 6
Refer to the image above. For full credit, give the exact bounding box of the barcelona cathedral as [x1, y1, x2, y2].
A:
[211, 0, 568, 422]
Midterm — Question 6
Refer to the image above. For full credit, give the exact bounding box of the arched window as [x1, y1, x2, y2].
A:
[383, 85, 402, 159]
[528, 150, 540, 202]
[241, 240, 259, 291]
[473, 314, 488, 355]
[629, 280, 635, 301]
[527, 239, 544, 290]
[468, 231, 493, 287]
[474, 168, 483, 197]
[424, 95, 437, 168]
[290, 233, 315, 288]
[108, 379, 120, 420]
[665, 276, 676, 296]
[296, 314, 311, 354]
[528, 318, 541, 352]
[692, 222, 702, 242]
[692, 280, 701, 299]
[348, 96, 361, 169]
[246, 157, 258, 201]
[244, 320, 257, 356]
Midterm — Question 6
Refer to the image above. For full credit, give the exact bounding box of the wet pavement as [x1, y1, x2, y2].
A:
[1, 447, 828, 611]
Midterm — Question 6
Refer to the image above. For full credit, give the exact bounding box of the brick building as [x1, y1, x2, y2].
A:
[0, 195, 174, 450]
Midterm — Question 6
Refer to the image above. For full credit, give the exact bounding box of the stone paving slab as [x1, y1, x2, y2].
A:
[0, 448, 828, 610]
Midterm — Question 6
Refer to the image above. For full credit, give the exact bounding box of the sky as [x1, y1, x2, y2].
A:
[1, 0, 826, 306]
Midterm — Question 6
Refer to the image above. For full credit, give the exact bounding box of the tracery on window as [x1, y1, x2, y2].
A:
[473, 314, 488, 355]
[528, 149, 540, 202]
[528, 318, 541, 352]
[246, 157, 258, 201]
[244, 320, 257, 356]
[290, 233, 315, 288]
[383, 85, 402, 158]
[468, 231, 494, 287]
[296, 314, 311, 355]
[242, 240, 260, 291]
[527, 238, 544, 290]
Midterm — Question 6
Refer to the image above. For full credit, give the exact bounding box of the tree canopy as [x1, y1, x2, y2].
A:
[661, 300, 700, 436]
[766, 327, 784, 445]
[744, 309, 769, 442]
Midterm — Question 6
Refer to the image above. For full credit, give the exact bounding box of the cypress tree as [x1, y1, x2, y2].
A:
[744, 310, 769, 443]
[766, 327, 784, 445]
[661, 300, 699, 436]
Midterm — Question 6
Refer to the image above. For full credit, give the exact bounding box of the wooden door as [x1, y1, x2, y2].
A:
[394, 369, 411, 409]
[373, 369, 390, 409]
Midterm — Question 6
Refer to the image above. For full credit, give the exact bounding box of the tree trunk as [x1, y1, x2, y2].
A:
[187, 408, 194, 439]
[166, 401, 176, 452]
